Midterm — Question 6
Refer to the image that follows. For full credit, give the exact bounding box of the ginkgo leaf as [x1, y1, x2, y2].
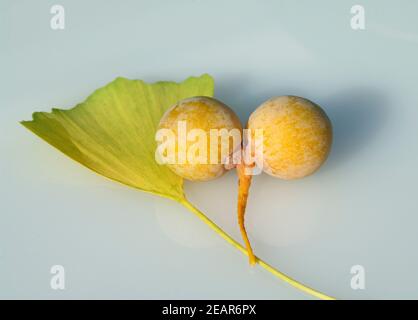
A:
[21, 74, 334, 300]
[21, 74, 214, 201]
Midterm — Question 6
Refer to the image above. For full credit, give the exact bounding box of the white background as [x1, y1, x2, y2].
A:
[1, 0, 418, 299]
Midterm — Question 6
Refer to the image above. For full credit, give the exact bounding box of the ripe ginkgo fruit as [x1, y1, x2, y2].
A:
[156, 96, 242, 181]
[237, 96, 333, 265]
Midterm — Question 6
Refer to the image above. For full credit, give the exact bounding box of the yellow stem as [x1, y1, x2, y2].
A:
[180, 199, 336, 300]
[237, 163, 256, 265]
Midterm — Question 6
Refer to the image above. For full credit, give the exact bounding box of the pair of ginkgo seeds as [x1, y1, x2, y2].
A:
[157, 95, 333, 265]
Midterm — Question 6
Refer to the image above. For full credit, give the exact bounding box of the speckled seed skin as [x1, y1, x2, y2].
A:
[158, 96, 242, 181]
[248, 96, 332, 180]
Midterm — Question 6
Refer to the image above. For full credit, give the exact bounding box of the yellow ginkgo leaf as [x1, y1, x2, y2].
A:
[21, 74, 334, 300]
[21, 75, 214, 200]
